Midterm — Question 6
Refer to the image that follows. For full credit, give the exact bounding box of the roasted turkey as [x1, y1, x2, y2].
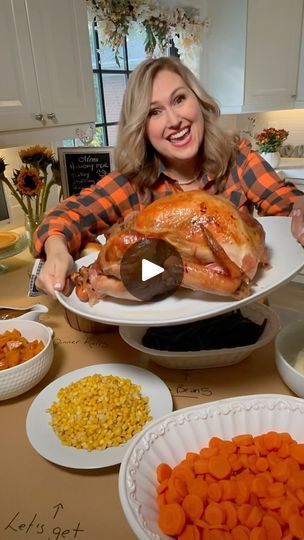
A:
[70, 191, 267, 304]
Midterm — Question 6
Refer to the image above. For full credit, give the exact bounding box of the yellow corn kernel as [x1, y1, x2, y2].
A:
[47, 374, 152, 451]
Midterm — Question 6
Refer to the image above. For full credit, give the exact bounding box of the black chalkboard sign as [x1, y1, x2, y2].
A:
[58, 147, 115, 198]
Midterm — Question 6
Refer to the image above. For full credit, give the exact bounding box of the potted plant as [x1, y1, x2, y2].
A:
[254, 127, 289, 168]
[0, 146, 62, 256]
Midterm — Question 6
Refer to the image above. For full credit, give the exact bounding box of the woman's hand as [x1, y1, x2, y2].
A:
[35, 236, 74, 298]
[291, 197, 304, 246]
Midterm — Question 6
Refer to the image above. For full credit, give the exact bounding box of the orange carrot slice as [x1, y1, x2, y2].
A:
[158, 502, 186, 536]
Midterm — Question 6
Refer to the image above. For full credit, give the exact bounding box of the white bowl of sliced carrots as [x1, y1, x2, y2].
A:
[0, 319, 53, 400]
[119, 394, 304, 540]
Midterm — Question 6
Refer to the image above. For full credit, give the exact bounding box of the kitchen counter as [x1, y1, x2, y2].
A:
[0, 247, 296, 540]
[275, 158, 304, 180]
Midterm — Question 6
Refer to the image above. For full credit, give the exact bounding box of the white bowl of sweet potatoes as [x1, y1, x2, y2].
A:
[0, 319, 53, 400]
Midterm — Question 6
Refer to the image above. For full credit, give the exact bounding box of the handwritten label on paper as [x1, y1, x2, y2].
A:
[166, 372, 212, 399]
[53, 337, 109, 350]
[168, 382, 213, 399]
[3, 503, 85, 539]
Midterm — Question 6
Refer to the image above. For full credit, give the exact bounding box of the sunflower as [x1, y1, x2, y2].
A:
[0, 157, 6, 175]
[0, 145, 62, 256]
[16, 166, 43, 196]
[51, 160, 61, 185]
[19, 145, 54, 167]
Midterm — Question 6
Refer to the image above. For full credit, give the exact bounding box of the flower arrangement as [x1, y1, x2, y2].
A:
[0, 145, 61, 255]
[86, 0, 209, 68]
[255, 127, 289, 153]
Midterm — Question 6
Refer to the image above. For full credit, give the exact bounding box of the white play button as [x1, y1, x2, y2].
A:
[142, 258, 164, 282]
[120, 238, 184, 301]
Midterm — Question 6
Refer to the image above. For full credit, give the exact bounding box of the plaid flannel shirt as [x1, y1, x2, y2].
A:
[34, 139, 303, 258]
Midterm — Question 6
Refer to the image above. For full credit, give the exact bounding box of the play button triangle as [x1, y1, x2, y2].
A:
[142, 258, 164, 282]
[120, 238, 184, 301]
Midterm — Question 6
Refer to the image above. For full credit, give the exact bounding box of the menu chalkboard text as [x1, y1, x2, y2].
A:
[58, 147, 114, 198]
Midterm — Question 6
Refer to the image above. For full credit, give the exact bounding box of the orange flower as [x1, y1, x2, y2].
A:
[16, 166, 43, 196]
[254, 127, 289, 152]
[19, 145, 53, 163]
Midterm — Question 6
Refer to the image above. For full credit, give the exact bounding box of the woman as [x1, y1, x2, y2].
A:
[34, 56, 304, 297]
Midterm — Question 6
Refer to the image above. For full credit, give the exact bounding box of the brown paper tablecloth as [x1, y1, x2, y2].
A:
[0, 248, 293, 540]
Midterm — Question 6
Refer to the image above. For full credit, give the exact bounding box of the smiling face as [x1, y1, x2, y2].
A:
[145, 69, 205, 176]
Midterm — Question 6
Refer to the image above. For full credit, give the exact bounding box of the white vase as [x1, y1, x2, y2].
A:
[260, 151, 281, 169]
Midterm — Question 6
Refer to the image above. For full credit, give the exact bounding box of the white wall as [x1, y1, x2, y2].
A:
[166, 0, 206, 9]
[235, 109, 304, 149]
[219, 115, 238, 132]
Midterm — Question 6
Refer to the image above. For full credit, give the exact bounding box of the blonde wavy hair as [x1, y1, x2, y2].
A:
[114, 56, 239, 193]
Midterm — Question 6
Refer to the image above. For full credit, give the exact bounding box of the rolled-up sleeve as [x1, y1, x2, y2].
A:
[234, 140, 304, 215]
[33, 171, 141, 258]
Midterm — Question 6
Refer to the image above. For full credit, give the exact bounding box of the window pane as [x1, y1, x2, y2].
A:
[99, 43, 125, 70]
[88, 22, 98, 70]
[108, 125, 119, 147]
[62, 138, 76, 147]
[87, 22, 177, 152]
[127, 26, 147, 70]
[93, 73, 104, 123]
[103, 74, 126, 123]
[92, 127, 106, 147]
[61, 138, 87, 147]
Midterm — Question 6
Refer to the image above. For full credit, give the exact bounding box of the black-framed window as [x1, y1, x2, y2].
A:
[88, 20, 178, 147]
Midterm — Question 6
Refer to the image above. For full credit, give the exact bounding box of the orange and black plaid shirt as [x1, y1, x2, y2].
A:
[34, 139, 303, 258]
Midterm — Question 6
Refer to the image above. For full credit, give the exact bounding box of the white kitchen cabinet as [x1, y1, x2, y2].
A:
[296, 14, 304, 105]
[201, 0, 303, 113]
[0, 0, 96, 135]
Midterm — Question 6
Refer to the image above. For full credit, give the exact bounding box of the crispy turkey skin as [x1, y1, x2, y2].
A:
[70, 191, 267, 304]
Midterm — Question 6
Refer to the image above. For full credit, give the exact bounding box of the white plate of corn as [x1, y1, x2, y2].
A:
[26, 363, 173, 468]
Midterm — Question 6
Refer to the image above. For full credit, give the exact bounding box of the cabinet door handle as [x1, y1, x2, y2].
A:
[291, 94, 297, 98]
[47, 112, 56, 120]
[35, 113, 44, 121]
